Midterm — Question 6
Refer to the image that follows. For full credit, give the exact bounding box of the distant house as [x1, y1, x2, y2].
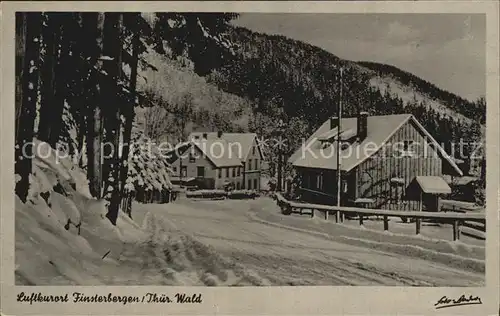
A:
[167, 131, 265, 190]
[288, 112, 463, 212]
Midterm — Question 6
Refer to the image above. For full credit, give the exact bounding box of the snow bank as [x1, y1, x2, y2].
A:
[337, 236, 485, 274]
[248, 201, 485, 267]
[16, 140, 269, 285]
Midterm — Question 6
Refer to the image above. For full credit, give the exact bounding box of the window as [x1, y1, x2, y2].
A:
[197, 166, 205, 177]
[189, 153, 195, 163]
[254, 179, 258, 191]
[181, 166, 187, 177]
[342, 180, 348, 193]
[194, 135, 200, 140]
[173, 166, 177, 173]
[242, 162, 246, 171]
[248, 179, 252, 189]
[232, 167, 236, 177]
[218, 169, 221, 178]
[225, 168, 229, 177]
[252, 146, 256, 155]
[316, 174, 323, 190]
[236, 182, 240, 190]
[400, 140, 416, 157]
[237, 167, 241, 176]
[255, 159, 259, 170]
[403, 140, 414, 150]
[249, 159, 253, 170]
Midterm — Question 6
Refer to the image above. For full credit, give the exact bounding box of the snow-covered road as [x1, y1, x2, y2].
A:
[133, 198, 485, 286]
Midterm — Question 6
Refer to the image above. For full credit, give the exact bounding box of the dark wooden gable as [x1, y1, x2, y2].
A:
[354, 119, 443, 211]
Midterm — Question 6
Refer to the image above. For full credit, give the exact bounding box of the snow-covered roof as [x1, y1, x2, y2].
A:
[289, 114, 463, 176]
[187, 132, 263, 161]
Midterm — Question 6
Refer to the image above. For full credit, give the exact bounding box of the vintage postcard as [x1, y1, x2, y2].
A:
[1, 1, 499, 315]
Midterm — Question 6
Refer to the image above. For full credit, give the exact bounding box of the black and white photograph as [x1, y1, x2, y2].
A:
[2, 1, 500, 314]
[11, 10, 490, 286]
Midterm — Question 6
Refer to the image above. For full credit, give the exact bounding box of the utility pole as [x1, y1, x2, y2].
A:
[336, 67, 344, 214]
[276, 119, 285, 192]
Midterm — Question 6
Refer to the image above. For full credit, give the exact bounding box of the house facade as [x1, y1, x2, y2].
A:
[289, 113, 463, 212]
[188, 132, 265, 190]
[242, 138, 264, 191]
[167, 138, 242, 189]
[167, 131, 265, 190]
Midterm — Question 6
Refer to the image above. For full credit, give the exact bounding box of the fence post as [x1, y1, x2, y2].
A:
[383, 215, 389, 231]
[415, 218, 421, 235]
[359, 213, 363, 226]
[335, 211, 340, 223]
[453, 220, 461, 241]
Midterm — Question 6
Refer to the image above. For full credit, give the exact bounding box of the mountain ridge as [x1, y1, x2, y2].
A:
[137, 23, 485, 180]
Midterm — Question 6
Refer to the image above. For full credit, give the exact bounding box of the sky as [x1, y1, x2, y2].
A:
[232, 13, 485, 101]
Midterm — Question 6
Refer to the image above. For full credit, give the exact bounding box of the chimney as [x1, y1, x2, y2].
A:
[217, 131, 223, 138]
[357, 112, 368, 142]
[202, 133, 208, 140]
[330, 116, 338, 130]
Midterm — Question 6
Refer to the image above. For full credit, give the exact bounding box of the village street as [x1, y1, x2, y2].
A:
[132, 197, 485, 287]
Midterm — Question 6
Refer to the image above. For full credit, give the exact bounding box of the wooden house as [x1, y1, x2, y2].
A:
[288, 112, 463, 212]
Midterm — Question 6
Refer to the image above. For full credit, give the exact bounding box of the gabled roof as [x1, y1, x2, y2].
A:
[415, 176, 452, 194]
[165, 139, 243, 168]
[289, 114, 463, 176]
[192, 138, 243, 167]
[188, 132, 264, 161]
[164, 141, 191, 164]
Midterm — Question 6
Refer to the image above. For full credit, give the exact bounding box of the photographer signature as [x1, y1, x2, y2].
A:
[434, 294, 482, 309]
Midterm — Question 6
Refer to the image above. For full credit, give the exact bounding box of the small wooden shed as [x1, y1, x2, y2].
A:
[406, 176, 452, 212]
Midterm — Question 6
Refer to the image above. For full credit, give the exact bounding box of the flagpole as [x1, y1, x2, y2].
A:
[336, 67, 343, 214]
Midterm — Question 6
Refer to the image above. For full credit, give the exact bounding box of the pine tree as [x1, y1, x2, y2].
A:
[101, 12, 124, 225]
[82, 12, 105, 198]
[15, 12, 43, 203]
[120, 13, 141, 217]
[37, 13, 72, 148]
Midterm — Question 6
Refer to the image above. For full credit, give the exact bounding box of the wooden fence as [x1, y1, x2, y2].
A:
[274, 193, 485, 241]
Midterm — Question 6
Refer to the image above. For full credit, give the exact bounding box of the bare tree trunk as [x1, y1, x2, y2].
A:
[120, 13, 141, 218]
[70, 13, 87, 168]
[15, 13, 27, 142]
[82, 12, 105, 198]
[48, 15, 71, 149]
[37, 13, 61, 144]
[102, 12, 124, 225]
[15, 12, 42, 202]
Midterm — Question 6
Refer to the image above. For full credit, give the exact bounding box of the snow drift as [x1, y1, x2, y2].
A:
[15, 140, 269, 285]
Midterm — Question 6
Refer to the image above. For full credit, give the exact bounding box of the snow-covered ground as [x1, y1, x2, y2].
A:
[15, 142, 485, 286]
[132, 198, 485, 286]
[15, 141, 269, 286]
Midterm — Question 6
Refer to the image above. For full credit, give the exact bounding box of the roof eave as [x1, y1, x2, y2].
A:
[409, 116, 464, 177]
